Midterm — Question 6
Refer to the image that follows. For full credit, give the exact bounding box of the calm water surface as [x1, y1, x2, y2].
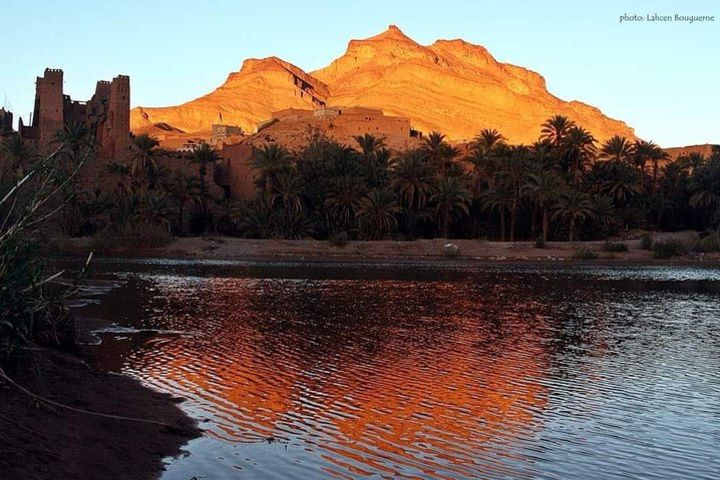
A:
[76, 260, 720, 479]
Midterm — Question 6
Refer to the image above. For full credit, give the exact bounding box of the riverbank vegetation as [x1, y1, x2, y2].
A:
[0, 127, 94, 357]
[0, 122, 200, 480]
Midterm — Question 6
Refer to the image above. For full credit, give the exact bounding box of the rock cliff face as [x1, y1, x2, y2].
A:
[131, 25, 635, 144]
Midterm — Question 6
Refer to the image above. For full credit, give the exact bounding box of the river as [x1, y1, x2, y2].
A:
[74, 259, 720, 479]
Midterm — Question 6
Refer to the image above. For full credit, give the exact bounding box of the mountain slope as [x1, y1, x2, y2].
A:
[131, 26, 635, 144]
[130, 57, 328, 135]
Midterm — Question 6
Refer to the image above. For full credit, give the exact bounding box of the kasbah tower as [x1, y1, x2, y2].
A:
[19, 68, 131, 163]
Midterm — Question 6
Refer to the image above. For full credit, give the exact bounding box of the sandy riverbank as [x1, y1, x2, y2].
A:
[54, 233, 720, 265]
[0, 348, 200, 480]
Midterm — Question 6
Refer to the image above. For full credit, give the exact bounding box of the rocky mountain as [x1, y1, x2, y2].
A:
[131, 25, 635, 144]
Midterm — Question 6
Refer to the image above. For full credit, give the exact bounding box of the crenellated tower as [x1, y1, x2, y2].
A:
[20, 68, 131, 161]
[33, 68, 64, 149]
[107, 75, 130, 159]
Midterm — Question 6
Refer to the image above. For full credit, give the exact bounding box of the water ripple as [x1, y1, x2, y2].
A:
[77, 264, 720, 479]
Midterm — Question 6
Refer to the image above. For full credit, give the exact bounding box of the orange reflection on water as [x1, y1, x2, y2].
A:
[118, 278, 553, 478]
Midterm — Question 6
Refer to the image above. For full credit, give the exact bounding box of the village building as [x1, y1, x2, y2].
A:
[210, 124, 244, 146]
[213, 106, 422, 201]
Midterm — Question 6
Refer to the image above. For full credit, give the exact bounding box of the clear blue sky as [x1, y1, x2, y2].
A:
[1, 0, 717, 147]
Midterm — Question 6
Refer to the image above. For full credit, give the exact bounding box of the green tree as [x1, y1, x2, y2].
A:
[599, 135, 635, 163]
[190, 142, 220, 232]
[324, 174, 367, 233]
[689, 155, 720, 228]
[0, 134, 34, 179]
[272, 171, 303, 215]
[552, 189, 595, 241]
[241, 194, 275, 238]
[358, 188, 402, 240]
[129, 133, 161, 188]
[527, 171, 563, 242]
[541, 115, 575, 150]
[191, 143, 220, 198]
[432, 176, 471, 238]
[468, 129, 506, 193]
[252, 143, 291, 194]
[132, 191, 176, 232]
[496, 149, 529, 241]
[55, 120, 93, 163]
[421, 131, 459, 177]
[391, 150, 435, 237]
[564, 126, 596, 185]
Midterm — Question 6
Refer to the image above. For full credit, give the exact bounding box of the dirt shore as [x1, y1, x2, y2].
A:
[0, 348, 200, 480]
[55, 233, 720, 265]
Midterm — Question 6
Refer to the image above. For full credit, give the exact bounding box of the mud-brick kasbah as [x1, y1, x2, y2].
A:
[1, 67, 715, 202]
[0, 68, 424, 201]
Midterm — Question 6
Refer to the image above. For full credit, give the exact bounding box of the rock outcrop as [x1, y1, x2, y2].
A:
[131, 25, 635, 145]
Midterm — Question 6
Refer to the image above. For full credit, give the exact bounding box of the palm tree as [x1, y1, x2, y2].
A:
[680, 152, 706, 173]
[432, 176, 471, 238]
[55, 120, 93, 160]
[353, 133, 386, 160]
[272, 171, 303, 215]
[482, 185, 513, 241]
[541, 115, 575, 150]
[654, 160, 690, 229]
[391, 150, 435, 237]
[354, 133, 390, 187]
[240, 194, 275, 238]
[689, 157, 720, 228]
[358, 188, 402, 240]
[166, 173, 203, 234]
[252, 143, 291, 194]
[0, 134, 33, 178]
[594, 160, 642, 207]
[496, 150, 529, 241]
[190, 142, 220, 232]
[468, 129, 506, 193]
[648, 142, 668, 190]
[191, 142, 220, 198]
[324, 174, 367, 232]
[564, 126, 597, 185]
[273, 208, 315, 239]
[472, 128, 506, 155]
[527, 171, 563, 242]
[421, 131, 459, 176]
[132, 191, 177, 232]
[592, 194, 618, 235]
[552, 189, 595, 241]
[130, 133, 160, 187]
[599, 135, 635, 163]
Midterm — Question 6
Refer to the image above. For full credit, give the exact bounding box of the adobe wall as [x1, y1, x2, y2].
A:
[663, 144, 718, 161]
[216, 142, 256, 201]
[271, 108, 315, 121]
[254, 106, 418, 152]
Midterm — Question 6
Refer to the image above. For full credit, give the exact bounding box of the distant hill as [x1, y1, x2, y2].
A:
[131, 25, 635, 145]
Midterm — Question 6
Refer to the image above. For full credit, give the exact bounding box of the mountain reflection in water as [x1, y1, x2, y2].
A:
[80, 264, 720, 479]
